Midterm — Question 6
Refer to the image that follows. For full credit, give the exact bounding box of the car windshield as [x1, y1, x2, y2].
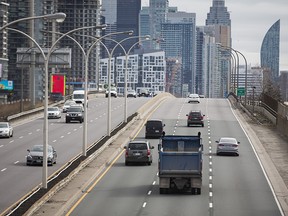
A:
[65, 101, 75, 105]
[31, 145, 43, 152]
[48, 107, 58, 111]
[0, 123, 8, 128]
[128, 143, 147, 150]
[74, 94, 84, 99]
[31, 145, 53, 152]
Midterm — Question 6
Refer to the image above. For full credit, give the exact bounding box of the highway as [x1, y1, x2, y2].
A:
[67, 97, 283, 216]
[0, 96, 149, 214]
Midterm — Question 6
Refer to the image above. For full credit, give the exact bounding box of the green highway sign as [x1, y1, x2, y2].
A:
[237, 87, 245, 96]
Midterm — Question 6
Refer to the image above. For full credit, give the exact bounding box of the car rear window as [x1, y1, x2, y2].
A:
[128, 143, 147, 150]
[189, 112, 201, 117]
[147, 121, 162, 127]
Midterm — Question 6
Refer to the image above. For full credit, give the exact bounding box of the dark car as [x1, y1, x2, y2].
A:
[186, 110, 205, 127]
[49, 92, 64, 102]
[124, 140, 154, 165]
[145, 119, 165, 138]
[138, 89, 150, 97]
[65, 105, 84, 123]
[26, 145, 57, 166]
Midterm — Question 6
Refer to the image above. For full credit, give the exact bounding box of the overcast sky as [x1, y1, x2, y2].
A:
[142, 0, 288, 71]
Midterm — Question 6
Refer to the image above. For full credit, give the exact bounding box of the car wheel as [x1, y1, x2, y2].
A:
[125, 161, 129, 166]
[202, 124, 204, 127]
[66, 119, 69, 123]
[147, 161, 152, 166]
[187, 123, 190, 127]
[159, 188, 167, 194]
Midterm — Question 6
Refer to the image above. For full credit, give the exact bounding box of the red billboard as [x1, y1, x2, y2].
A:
[50, 74, 66, 96]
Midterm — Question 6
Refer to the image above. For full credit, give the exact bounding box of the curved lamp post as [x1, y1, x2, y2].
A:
[91, 35, 150, 123]
[3, 21, 106, 189]
[1, 13, 66, 189]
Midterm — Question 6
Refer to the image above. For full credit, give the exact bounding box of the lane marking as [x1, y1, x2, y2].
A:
[1, 168, 7, 172]
[14, 161, 19, 164]
[142, 202, 147, 208]
[0, 145, 3, 148]
[148, 191, 152, 195]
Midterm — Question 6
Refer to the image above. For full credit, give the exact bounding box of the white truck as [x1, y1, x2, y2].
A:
[72, 90, 88, 106]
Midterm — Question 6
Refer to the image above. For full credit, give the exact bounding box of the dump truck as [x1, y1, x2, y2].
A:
[158, 133, 203, 194]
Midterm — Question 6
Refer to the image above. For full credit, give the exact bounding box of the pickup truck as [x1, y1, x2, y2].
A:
[158, 133, 203, 194]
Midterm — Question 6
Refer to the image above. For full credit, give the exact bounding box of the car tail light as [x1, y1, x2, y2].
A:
[232, 144, 238, 147]
[147, 149, 151, 156]
[218, 144, 225, 147]
[125, 150, 128, 157]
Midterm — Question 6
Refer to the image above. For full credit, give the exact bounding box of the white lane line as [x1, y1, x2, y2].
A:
[52, 140, 57, 143]
[209, 203, 213, 208]
[14, 161, 19, 164]
[148, 191, 152, 195]
[9, 140, 14, 143]
[1, 168, 7, 172]
[0, 145, 3, 148]
[209, 176, 212, 180]
[152, 181, 156, 185]
[209, 192, 213, 197]
[36, 129, 40, 132]
[209, 168, 213, 173]
[73, 129, 77, 131]
[67, 132, 71, 135]
[19, 136, 23, 139]
[60, 136, 64, 139]
[142, 202, 147, 208]
[209, 183, 212, 188]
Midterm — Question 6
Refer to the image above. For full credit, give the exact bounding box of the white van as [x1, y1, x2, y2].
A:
[72, 90, 88, 105]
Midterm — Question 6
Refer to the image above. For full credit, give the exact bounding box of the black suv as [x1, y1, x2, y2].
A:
[186, 110, 205, 127]
[65, 105, 84, 123]
[145, 119, 165, 138]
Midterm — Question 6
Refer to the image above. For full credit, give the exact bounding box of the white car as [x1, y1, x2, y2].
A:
[216, 137, 240, 156]
[0, 122, 13, 138]
[105, 87, 118, 98]
[62, 100, 76, 113]
[47, 107, 62, 119]
[127, 89, 137, 98]
[188, 94, 200, 103]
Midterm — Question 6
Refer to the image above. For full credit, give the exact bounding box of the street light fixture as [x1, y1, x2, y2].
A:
[1, 13, 67, 189]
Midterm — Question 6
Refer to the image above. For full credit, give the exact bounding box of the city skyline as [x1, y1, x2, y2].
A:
[141, 0, 288, 71]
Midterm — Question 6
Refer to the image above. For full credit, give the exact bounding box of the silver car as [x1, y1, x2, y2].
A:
[124, 141, 154, 165]
[47, 107, 62, 119]
[0, 122, 13, 138]
[62, 100, 76, 113]
[216, 137, 240, 156]
[26, 145, 57, 166]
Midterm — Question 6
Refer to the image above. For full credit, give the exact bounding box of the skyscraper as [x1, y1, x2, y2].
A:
[260, 19, 280, 82]
[161, 10, 196, 96]
[58, 0, 101, 84]
[206, 0, 231, 27]
[205, 0, 231, 97]
[115, 0, 141, 56]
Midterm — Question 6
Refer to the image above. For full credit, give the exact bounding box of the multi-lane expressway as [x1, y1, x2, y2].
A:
[0, 96, 149, 214]
[66, 97, 283, 216]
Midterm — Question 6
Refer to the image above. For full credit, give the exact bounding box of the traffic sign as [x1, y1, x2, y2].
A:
[237, 87, 245, 96]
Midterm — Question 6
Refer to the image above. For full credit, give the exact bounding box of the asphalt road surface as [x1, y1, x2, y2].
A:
[0, 96, 149, 214]
[64, 97, 283, 216]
